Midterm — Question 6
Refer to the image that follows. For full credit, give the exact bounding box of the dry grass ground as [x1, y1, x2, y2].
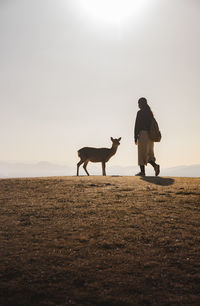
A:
[0, 176, 199, 306]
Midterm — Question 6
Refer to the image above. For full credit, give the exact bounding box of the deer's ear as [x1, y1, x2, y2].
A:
[111, 137, 114, 141]
[118, 137, 121, 141]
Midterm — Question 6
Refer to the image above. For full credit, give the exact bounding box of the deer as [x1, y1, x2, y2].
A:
[77, 137, 121, 176]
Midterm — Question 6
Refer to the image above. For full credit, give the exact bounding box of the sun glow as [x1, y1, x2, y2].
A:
[74, 0, 150, 27]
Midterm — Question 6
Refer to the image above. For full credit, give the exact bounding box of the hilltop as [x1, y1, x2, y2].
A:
[0, 176, 199, 305]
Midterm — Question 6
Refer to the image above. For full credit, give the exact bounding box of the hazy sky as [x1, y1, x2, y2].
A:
[1, 0, 200, 168]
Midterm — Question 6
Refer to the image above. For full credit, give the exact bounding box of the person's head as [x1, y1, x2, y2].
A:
[138, 97, 153, 115]
[138, 97, 148, 109]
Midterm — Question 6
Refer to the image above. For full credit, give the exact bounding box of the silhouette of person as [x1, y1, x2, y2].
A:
[134, 97, 160, 176]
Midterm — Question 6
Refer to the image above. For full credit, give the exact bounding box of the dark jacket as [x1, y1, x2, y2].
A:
[134, 109, 153, 142]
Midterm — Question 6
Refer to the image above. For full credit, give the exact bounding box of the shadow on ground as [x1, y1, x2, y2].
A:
[141, 176, 175, 186]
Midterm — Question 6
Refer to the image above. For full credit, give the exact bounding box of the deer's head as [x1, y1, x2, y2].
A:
[111, 137, 121, 147]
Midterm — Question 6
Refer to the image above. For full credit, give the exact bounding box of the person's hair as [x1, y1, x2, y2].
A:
[138, 97, 153, 116]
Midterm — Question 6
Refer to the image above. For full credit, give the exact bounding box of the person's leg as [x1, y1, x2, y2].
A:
[136, 131, 148, 176]
[149, 160, 156, 167]
[140, 165, 145, 175]
[135, 165, 145, 176]
[148, 140, 160, 176]
[149, 160, 160, 176]
[147, 140, 155, 165]
[135, 166, 145, 176]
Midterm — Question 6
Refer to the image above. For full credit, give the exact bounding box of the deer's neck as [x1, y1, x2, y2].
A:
[109, 145, 118, 157]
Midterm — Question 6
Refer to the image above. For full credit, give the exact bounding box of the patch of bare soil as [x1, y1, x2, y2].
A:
[0, 176, 199, 305]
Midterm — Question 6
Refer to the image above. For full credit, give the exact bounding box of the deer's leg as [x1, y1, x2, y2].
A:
[77, 160, 84, 176]
[83, 161, 90, 176]
[102, 162, 106, 176]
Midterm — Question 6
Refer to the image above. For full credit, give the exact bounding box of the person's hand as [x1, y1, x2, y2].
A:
[135, 140, 138, 145]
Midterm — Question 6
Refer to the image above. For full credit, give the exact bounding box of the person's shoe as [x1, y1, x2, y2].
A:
[135, 172, 145, 177]
[154, 164, 160, 176]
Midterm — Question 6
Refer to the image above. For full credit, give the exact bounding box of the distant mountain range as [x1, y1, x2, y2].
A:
[0, 161, 199, 178]
[0, 161, 74, 178]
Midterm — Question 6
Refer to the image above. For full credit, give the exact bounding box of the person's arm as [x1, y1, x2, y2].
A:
[134, 111, 140, 144]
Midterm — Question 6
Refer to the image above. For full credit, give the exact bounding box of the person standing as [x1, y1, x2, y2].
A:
[134, 97, 160, 176]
